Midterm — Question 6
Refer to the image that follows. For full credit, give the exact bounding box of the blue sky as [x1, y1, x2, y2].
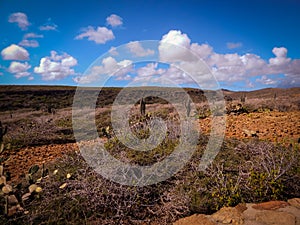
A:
[0, 0, 299, 90]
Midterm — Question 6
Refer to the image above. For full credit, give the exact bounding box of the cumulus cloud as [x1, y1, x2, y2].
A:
[126, 41, 155, 57]
[34, 51, 78, 80]
[269, 47, 291, 67]
[8, 61, 31, 78]
[135, 63, 165, 80]
[1, 44, 29, 60]
[226, 42, 242, 49]
[159, 30, 194, 62]
[75, 26, 114, 44]
[106, 14, 123, 27]
[8, 12, 30, 30]
[156, 30, 300, 88]
[74, 56, 132, 84]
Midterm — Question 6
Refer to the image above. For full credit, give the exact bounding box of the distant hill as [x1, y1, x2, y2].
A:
[0, 85, 299, 111]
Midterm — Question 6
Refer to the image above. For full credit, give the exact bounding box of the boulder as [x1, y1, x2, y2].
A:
[255, 211, 295, 225]
[173, 214, 216, 225]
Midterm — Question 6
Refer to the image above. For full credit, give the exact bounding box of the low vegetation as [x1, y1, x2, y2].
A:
[0, 85, 299, 224]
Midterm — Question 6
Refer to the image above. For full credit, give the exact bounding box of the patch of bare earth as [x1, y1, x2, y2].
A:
[199, 111, 300, 144]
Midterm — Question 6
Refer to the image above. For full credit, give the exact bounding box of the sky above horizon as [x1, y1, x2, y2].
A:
[0, 0, 300, 91]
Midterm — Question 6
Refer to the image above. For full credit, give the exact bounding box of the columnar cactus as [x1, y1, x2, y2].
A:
[0, 121, 7, 153]
[140, 98, 146, 116]
[240, 94, 246, 103]
[185, 98, 191, 117]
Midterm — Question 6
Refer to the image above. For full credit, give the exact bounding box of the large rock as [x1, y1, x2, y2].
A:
[211, 206, 243, 225]
[173, 214, 216, 225]
[173, 199, 299, 225]
[288, 198, 300, 209]
[252, 200, 289, 210]
[255, 211, 295, 225]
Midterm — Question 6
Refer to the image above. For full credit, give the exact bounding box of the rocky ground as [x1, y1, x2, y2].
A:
[199, 111, 300, 144]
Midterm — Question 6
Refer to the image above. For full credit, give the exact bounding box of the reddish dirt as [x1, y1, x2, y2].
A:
[2, 143, 79, 182]
[2, 111, 299, 183]
[199, 111, 300, 144]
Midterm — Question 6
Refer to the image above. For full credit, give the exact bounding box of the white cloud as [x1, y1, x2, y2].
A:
[126, 41, 155, 57]
[136, 63, 165, 78]
[39, 24, 58, 31]
[23, 33, 44, 39]
[8, 61, 31, 78]
[74, 56, 132, 84]
[109, 46, 118, 56]
[75, 26, 114, 44]
[155, 65, 193, 85]
[190, 43, 213, 60]
[19, 39, 39, 48]
[159, 30, 194, 62]
[34, 51, 78, 80]
[8, 12, 30, 30]
[39, 18, 58, 31]
[106, 14, 123, 27]
[226, 42, 242, 49]
[19, 33, 43, 48]
[1, 44, 29, 60]
[156, 30, 300, 88]
[269, 47, 291, 66]
[256, 75, 277, 85]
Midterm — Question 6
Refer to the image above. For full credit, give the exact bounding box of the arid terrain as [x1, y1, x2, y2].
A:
[0, 85, 299, 224]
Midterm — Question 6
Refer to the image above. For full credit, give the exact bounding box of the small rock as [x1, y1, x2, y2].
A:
[7, 204, 23, 217]
[59, 183, 67, 189]
[7, 195, 18, 205]
[28, 184, 38, 193]
[0, 175, 6, 185]
[35, 186, 42, 193]
[22, 192, 31, 201]
[0, 165, 3, 176]
[2, 184, 13, 194]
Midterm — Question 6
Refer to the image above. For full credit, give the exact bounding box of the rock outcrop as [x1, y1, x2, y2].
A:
[173, 198, 300, 225]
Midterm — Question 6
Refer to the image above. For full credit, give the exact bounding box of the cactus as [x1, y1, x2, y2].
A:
[240, 94, 246, 103]
[0, 121, 7, 153]
[140, 98, 146, 116]
[185, 98, 191, 117]
[26, 165, 39, 184]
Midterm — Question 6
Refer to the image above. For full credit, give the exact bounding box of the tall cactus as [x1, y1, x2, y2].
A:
[140, 98, 146, 116]
[240, 94, 246, 103]
[0, 121, 7, 153]
[185, 98, 191, 117]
